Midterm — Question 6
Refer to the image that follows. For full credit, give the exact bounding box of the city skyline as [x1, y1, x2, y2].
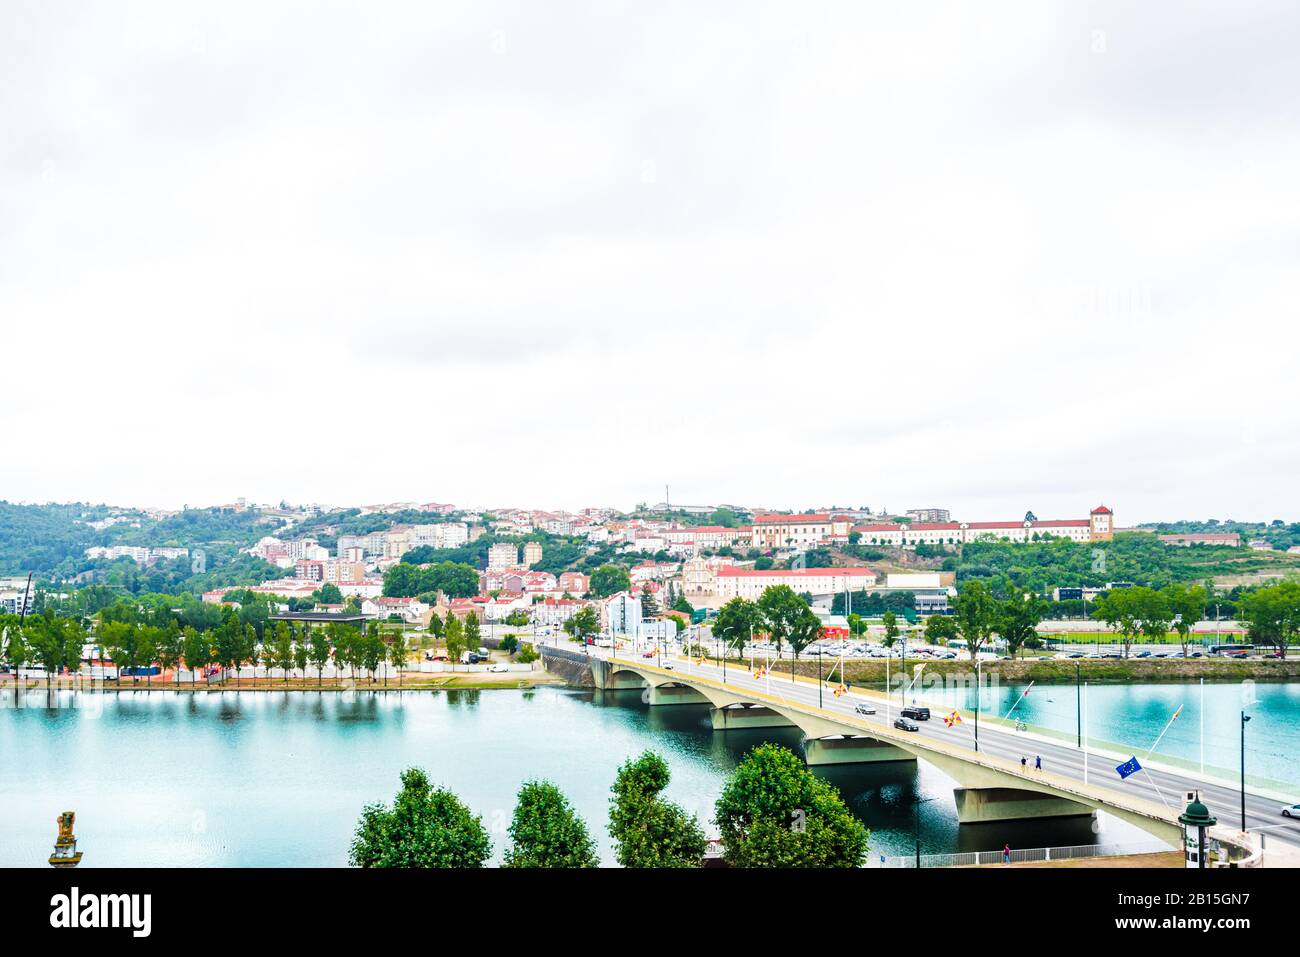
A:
[4, 492, 1294, 527]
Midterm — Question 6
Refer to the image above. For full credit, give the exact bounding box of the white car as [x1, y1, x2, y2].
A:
[1282, 803, 1300, 819]
[488, 663, 509, 673]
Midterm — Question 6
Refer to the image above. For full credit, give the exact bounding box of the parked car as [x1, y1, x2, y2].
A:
[900, 705, 930, 721]
[893, 717, 919, 732]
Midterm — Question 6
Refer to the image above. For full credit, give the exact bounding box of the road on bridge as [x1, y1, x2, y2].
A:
[592, 645, 1300, 851]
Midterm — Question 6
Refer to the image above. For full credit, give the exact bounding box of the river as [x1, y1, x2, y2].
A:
[3, 680, 1296, 866]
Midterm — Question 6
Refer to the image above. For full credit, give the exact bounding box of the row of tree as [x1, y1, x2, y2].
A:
[2, 611, 410, 686]
[349, 743, 868, 868]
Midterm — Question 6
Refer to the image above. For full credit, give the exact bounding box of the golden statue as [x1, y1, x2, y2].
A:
[49, 811, 83, 868]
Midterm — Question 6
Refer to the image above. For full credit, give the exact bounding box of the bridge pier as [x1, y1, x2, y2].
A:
[953, 787, 1095, 825]
[710, 704, 798, 730]
[803, 736, 918, 766]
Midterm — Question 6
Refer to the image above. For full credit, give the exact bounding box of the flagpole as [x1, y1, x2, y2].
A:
[1199, 677, 1205, 776]
[1144, 703, 1184, 762]
[1001, 680, 1036, 723]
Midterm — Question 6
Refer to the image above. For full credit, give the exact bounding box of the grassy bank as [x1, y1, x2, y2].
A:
[767, 656, 1300, 685]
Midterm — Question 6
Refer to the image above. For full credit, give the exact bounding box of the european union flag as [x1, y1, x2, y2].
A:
[1115, 756, 1142, 780]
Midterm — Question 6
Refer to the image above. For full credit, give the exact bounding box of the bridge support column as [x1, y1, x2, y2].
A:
[710, 705, 798, 730]
[953, 788, 1095, 825]
[646, 684, 711, 706]
[803, 736, 917, 766]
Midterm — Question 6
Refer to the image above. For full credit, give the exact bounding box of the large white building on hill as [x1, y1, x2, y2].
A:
[854, 505, 1114, 547]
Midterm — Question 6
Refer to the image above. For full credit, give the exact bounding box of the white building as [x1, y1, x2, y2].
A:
[602, 592, 678, 642]
[714, 566, 878, 600]
[853, 506, 1115, 547]
[488, 542, 519, 570]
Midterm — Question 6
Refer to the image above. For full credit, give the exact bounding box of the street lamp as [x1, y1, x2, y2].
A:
[1241, 711, 1252, 831]
[1178, 791, 1217, 869]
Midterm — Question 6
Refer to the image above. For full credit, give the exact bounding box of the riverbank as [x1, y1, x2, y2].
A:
[0, 671, 568, 693]
[766, 656, 1300, 684]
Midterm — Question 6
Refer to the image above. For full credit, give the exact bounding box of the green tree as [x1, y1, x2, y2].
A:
[389, 633, 407, 687]
[348, 767, 491, 868]
[953, 579, 999, 660]
[181, 626, 209, 686]
[427, 561, 481, 599]
[923, 614, 959, 645]
[563, 606, 600, 642]
[463, 612, 481, 651]
[309, 630, 330, 686]
[714, 743, 868, 867]
[881, 610, 901, 648]
[1092, 585, 1169, 658]
[757, 585, 811, 659]
[27, 622, 65, 688]
[274, 623, 293, 684]
[589, 564, 631, 598]
[997, 593, 1047, 658]
[1238, 582, 1300, 659]
[315, 583, 343, 605]
[60, 619, 86, 689]
[503, 780, 599, 868]
[1163, 583, 1208, 657]
[713, 597, 762, 652]
[444, 614, 466, 663]
[608, 751, 706, 868]
[293, 637, 309, 683]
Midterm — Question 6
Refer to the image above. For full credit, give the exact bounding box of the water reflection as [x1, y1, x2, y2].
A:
[1, 685, 1156, 866]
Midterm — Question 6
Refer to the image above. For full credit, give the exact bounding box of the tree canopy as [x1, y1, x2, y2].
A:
[503, 780, 599, 868]
[608, 751, 706, 868]
[714, 743, 868, 867]
[348, 767, 491, 868]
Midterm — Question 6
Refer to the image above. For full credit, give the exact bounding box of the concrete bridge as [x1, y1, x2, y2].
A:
[591, 655, 1186, 843]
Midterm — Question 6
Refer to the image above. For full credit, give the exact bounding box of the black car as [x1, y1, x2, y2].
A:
[893, 717, 919, 732]
[900, 705, 930, 721]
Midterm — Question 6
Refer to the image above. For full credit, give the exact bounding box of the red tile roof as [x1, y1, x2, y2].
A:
[717, 566, 876, 578]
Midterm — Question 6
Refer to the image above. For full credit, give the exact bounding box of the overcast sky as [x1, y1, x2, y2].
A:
[2, 2, 1297, 523]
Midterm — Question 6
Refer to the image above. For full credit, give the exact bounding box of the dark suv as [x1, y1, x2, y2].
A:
[900, 705, 930, 721]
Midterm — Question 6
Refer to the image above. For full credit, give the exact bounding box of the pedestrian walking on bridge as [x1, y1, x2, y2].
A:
[1035, 755, 1042, 772]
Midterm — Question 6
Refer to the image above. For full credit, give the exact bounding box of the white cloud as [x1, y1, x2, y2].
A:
[1, 1, 1296, 522]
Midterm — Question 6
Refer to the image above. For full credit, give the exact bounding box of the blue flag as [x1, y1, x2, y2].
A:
[1115, 755, 1142, 780]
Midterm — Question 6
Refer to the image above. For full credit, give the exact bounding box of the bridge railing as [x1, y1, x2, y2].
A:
[873, 839, 1173, 868]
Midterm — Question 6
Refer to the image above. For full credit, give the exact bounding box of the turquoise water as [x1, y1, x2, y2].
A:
[0, 685, 1163, 866]
[903, 675, 1300, 788]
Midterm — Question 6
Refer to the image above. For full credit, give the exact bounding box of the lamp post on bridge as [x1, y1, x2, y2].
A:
[1241, 711, 1252, 832]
